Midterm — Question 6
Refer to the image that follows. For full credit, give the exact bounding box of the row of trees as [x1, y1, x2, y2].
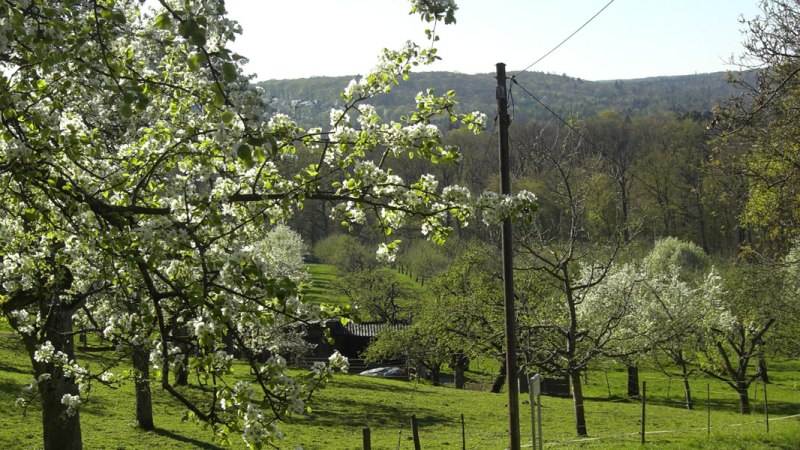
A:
[351, 234, 794, 436]
[333, 2, 800, 439]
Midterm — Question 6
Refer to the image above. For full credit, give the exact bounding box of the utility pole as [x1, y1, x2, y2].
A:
[496, 62, 521, 450]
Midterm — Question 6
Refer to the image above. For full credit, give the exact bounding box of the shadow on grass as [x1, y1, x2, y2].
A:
[293, 393, 452, 429]
[0, 363, 30, 376]
[0, 379, 26, 397]
[151, 427, 225, 450]
[584, 392, 800, 417]
[335, 376, 431, 394]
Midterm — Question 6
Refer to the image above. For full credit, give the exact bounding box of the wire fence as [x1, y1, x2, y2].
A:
[354, 370, 800, 449]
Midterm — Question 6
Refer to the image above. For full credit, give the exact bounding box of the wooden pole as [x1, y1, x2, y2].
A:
[496, 62, 521, 450]
[529, 375, 538, 450]
[411, 414, 421, 450]
[363, 427, 371, 450]
[707, 383, 711, 437]
[461, 413, 466, 450]
[764, 381, 769, 433]
[641, 381, 646, 445]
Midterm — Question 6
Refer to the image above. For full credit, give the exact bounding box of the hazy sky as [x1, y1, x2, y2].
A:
[224, 0, 763, 81]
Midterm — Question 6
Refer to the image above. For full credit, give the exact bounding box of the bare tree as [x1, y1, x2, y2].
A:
[514, 127, 629, 437]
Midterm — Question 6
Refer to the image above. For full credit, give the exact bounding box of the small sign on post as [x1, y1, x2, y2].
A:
[529, 374, 543, 450]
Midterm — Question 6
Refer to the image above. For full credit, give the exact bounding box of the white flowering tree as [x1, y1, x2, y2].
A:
[636, 238, 728, 410]
[0, 1, 535, 449]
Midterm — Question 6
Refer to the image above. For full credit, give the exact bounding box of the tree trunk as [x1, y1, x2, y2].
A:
[737, 383, 751, 415]
[627, 365, 640, 398]
[174, 360, 189, 386]
[490, 359, 507, 393]
[453, 354, 467, 389]
[569, 370, 588, 436]
[679, 355, 693, 410]
[429, 365, 441, 386]
[518, 370, 529, 394]
[682, 377, 693, 411]
[35, 306, 83, 450]
[40, 374, 83, 450]
[131, 345, 154, 430]
[171, 322, 190, 386]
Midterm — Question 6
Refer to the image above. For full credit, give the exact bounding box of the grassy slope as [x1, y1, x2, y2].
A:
[303, 263, 350, 306]
[303, 263, 424, 321]
[2, 325, 800, 449]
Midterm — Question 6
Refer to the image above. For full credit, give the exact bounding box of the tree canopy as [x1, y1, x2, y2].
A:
[0, 1, 536, 448]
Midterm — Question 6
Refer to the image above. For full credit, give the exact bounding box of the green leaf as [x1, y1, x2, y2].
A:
[211, 83, 225, 107]
[189, 28, 206, 46]
[237, 144, 254, 168]
[120, 104, 133, 118]
[154, 12, 171, 30]
[178, 18, 197, 39]
[222, 62, 237, 83]
[188, 53, 202, 71]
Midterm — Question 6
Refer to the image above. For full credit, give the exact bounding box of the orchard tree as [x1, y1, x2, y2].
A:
[700, 262, 778, 415]
[574, 261, 644, 399]
[776, 241, 800, 356]
[0, 1, 536, 449]
[514, 127, 626, 437]
[427, 242, 509, 392]
[713, 0, 800, 250]
[637, 238, 728, 410]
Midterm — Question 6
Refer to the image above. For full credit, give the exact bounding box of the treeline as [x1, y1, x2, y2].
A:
[257, 70, 752, 126]
[292, 110, 745, 255]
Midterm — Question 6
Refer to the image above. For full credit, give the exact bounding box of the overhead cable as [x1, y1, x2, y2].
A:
[513, 0, 616, 79]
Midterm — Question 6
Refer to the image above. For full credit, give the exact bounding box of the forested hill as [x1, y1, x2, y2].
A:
[256, 70, 751, 125]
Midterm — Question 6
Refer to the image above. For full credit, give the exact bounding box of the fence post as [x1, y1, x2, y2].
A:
[411, 414, 421, 450]
[764, 382, 769, 433]
[641, 381, 646, 445]
[666, 376, 672, 400]
[753, 378, 759, 401]
[363, 427, 371, 450]
[461, 413, 466, 450]
[707, 383, 711, 437]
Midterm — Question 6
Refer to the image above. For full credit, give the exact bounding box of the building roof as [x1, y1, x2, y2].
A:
[328, 320, 408, 338]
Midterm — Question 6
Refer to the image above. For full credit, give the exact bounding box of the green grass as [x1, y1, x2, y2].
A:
[2, 321, 800, 449]
[302, 263, 350, 306]
[302, 263, 425, 321]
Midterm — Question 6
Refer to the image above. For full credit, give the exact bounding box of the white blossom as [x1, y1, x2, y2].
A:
[327, 351, 349, 373]
[61, 394, 81, 417]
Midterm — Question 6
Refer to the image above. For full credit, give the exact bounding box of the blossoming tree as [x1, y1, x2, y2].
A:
[0, 0, 534, 449]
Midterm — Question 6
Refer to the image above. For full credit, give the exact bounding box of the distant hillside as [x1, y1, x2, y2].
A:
[256, 70, 751, 126]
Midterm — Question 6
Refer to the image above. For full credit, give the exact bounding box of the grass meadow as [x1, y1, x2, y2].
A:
[2, 324, 800, 449]
[2, 264, 800, 448]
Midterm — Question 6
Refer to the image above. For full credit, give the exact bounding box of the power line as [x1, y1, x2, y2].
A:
[513, 0, 616, 78]
[508, 77, 658, 195]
